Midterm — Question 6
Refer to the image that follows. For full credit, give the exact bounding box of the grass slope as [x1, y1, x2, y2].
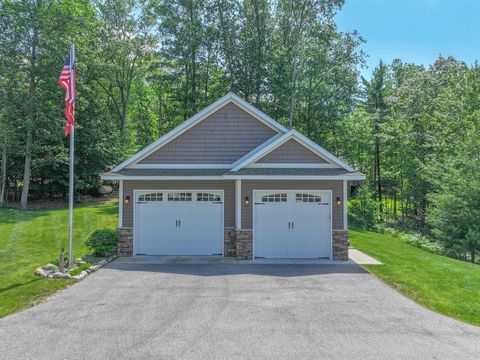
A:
[0, 200, 118, 318]
[349, 229, 480, 326]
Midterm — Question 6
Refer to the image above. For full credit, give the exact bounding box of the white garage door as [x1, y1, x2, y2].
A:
[134, 190, 224, 255]
[253, 190, 331, 259]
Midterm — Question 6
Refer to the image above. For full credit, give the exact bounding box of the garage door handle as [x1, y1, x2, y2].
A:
[179, 220, 181, 227]
[288, 222, 291, 229]
[292, 222, 294, 230]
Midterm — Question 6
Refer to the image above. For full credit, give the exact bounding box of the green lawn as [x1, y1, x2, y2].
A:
[0, 200, 118, 318]
[349, 229, 480, 326]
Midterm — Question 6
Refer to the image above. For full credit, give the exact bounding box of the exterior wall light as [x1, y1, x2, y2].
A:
[124, 196, 130, 205]
[244, 196, 250, 206]
[336, 197, 342, 206]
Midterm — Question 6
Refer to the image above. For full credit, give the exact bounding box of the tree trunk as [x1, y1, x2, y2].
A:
[158, 91, 164, 136]
[393, 190, 397, 220]
[375, 122, 383, 220]
[471, 249, 475, 263]
[120, 102, 127, 137]
[0, 138, 6, 206]
[252, 0, 263, 105]
[21, 27, 37, 211]
[288, 48, 298, 129]
[20, 129, 33, 210]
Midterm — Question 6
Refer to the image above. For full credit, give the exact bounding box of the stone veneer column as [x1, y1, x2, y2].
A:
[224, 228, 237, 257]
[332, 229, 349, 260]
[235, 229, 253, 260]
[117, 227, 133, 256]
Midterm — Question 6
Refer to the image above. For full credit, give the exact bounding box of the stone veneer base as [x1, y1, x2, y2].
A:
[119, 227, 345, 261]
[118, 227, 134, 256]
[332, 229, 349, 260]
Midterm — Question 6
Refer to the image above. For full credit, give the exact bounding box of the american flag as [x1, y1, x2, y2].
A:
[58, 49, 76, 136]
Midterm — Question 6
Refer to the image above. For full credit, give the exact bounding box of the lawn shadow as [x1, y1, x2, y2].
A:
[0, 208, 51, 225]
[0, 278, 42, 294]
[93, 203, 119, 216]
[0, 200, 118, 225]
[106, 262, 368, 278]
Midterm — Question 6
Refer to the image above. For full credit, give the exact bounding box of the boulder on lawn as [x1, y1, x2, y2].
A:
[52, 272, 71, 279]
[98, 185, 113, 195]
[42, 263, 58, 272]
[34, 268, 48, 277]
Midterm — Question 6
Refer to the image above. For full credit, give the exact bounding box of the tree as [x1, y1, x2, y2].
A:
[274, 0, 344, 129]
[362, 60, 388, 220]
[94, 0, 155, 138]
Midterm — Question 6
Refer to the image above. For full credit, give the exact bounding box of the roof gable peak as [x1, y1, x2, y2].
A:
[231, 130, 354, 172]
[110, 93, 288, 172]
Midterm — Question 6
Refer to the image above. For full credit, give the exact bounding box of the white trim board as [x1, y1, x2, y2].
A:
[247, 163, 338, 169]
[112, 93, 289, 172]
[101, 175, 366, 181]
[235, 180, 242, 229]
[102, 175, 226, 181]
[223, 175, 365, 180]
[343, 180, 348, 230]
[118, 180, 124, 227]
[129, 164, 233, 169]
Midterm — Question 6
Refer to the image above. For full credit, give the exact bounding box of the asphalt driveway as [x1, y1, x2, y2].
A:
[0, 262, 479, 360]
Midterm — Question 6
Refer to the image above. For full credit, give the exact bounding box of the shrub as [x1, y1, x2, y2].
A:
[85, 229, 118, 256]
[404, 233, 444, 255]
[349, 186, 378, 229]
[374, 224, 386, 234]
[69, 263, 92, 276]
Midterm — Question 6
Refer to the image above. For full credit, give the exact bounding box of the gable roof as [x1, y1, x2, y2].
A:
[104, 93, 362, 179]
[231, 130, 354, 172]
[111, 93, 289, 172]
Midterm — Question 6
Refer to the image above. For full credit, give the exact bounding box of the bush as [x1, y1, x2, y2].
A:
[404, 233, 444, 255]
[69, 262, 92, 276]
[85, 229, 118, 256]
[349, 186, 378, 229]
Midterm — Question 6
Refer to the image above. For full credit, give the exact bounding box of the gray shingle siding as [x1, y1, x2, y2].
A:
[257, 139, 329, 163]
[138, 103, 278, 164]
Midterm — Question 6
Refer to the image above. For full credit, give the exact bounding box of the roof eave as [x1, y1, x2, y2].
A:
[101, 174, 366, 181]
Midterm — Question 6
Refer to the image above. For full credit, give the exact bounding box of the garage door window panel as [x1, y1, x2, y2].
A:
[138, 192, 163, 203]
[168, 192, 192, 201]
[197, 192, 221, 202]
[296, 193, 321, 203]
[261, 193, 287, 203]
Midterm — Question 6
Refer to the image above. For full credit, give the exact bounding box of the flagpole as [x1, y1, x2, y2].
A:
[68, 44, 75, 266]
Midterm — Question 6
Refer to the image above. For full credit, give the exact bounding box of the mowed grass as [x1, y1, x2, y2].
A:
[349, 229, 480, 326]
[0, 200, 118, 318]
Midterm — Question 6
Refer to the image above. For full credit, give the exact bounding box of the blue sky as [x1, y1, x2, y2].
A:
[335, 0, 480, 79]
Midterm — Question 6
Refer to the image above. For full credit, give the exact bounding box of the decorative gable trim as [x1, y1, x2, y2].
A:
[111, 93, 289, 172]
[231, 130, 354, 172]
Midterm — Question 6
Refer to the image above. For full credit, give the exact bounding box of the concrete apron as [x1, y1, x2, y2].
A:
[114, 256, 352, 265]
